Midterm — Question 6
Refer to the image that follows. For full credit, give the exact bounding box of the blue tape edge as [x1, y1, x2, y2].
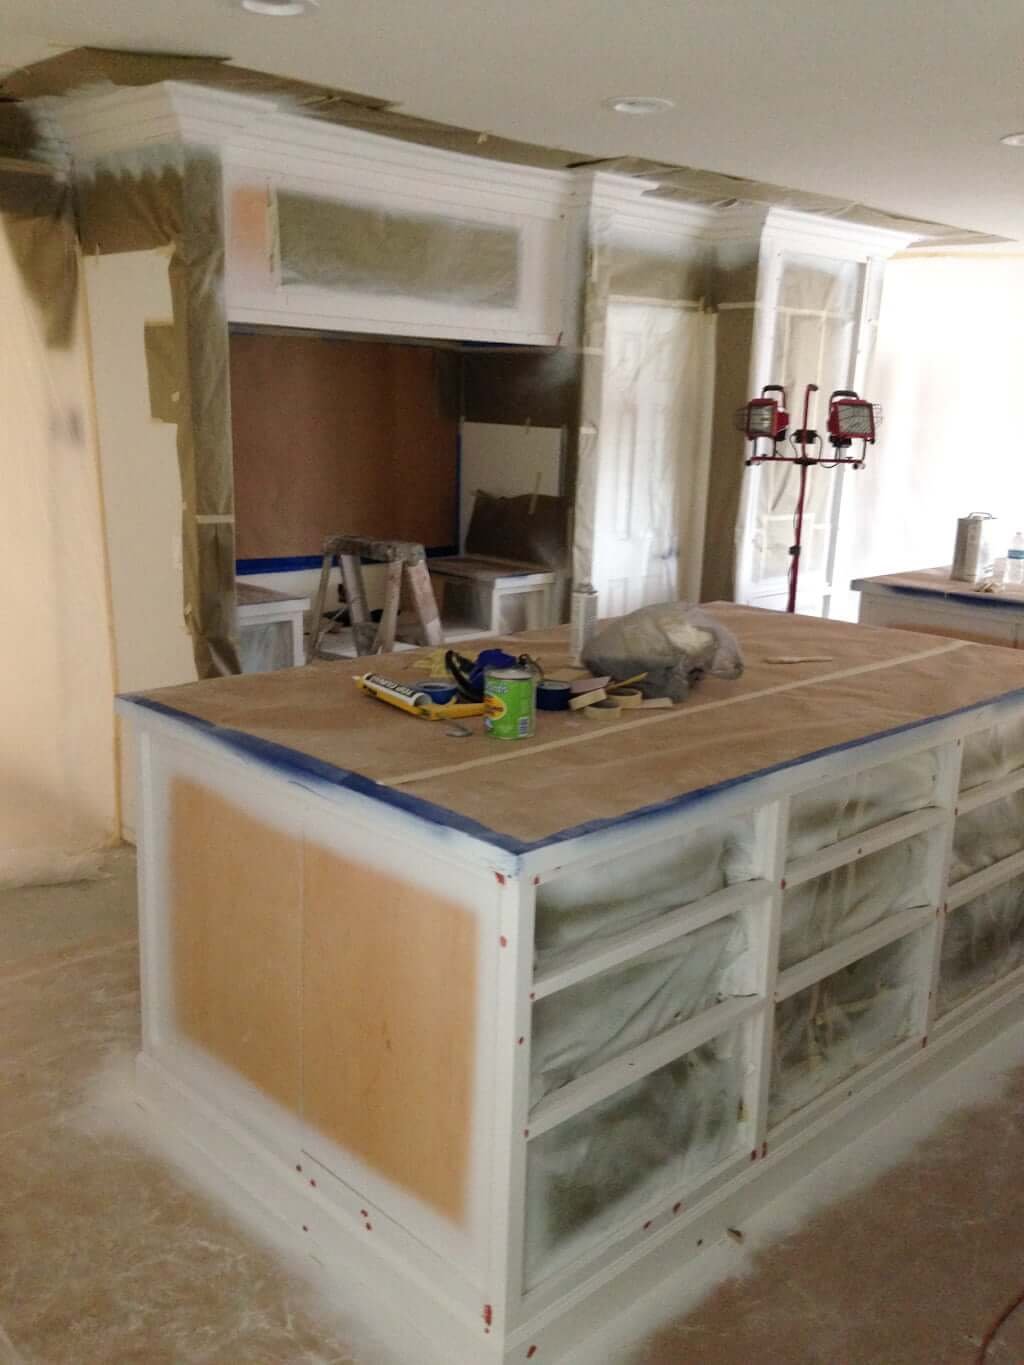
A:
[237, 546, 460, 576]
[120, 682, 1024, 858]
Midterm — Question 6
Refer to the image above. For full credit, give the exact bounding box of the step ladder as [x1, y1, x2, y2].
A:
[306, 535, 445, 661]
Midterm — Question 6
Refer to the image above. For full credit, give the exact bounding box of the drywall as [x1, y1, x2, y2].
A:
[230, 332, 459, 561]
[459, 422, 562, 549]
[0, 213, 118, 884]
[85, 249, 198, 832]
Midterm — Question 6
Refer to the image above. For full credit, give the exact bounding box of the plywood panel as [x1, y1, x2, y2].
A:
[303, 841, 478, 1222]
[168, 777, 303, 1112]
[230, 333, 458, 559]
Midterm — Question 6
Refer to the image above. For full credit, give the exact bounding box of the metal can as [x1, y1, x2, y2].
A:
[483, 667, 536, 740]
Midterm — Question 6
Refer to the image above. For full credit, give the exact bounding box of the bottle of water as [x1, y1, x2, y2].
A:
[1007, 531, 1024, 585]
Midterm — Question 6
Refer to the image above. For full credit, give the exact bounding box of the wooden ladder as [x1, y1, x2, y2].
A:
[307, 534, 445, 661]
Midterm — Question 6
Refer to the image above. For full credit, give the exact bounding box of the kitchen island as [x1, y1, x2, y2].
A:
[119, 604, 1024, 1364]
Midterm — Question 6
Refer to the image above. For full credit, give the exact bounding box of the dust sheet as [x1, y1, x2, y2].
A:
[123, 606, 1024, 850]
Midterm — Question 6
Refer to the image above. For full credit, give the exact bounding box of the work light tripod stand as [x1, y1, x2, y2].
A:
[736, 382, 881, 613]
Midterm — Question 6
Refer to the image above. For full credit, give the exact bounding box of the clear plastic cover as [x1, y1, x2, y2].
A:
[959, 715, 1024, 793]
[524, 1027, 745, 1286]
[534, 818, 756, 966]
[769, 934, 921, 1128]
[531, 915, 748, 1106]
[276, 190, 520, 307]
[951, 791, 1024, 884]
[938, 876, 1024, 1016]
[779, 835, 932, 972]
[787, 751, 939, 861]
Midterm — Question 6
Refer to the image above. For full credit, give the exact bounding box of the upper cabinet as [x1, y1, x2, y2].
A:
[223, 117, 574, 344]
[52, 82, 575, 346]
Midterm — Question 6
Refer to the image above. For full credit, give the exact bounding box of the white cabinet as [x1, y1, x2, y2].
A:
[223, 121, 572, 344]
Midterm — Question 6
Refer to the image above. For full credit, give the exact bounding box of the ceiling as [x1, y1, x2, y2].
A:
[4, 0, 1024, 239]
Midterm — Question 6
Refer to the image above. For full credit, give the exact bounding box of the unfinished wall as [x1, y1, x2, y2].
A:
[86, 249, 198, 833]
[0, 206, 118, 884]
[230, 332, 459, 561]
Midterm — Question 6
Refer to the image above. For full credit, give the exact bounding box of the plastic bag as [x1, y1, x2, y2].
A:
[581, 602, 744, 702]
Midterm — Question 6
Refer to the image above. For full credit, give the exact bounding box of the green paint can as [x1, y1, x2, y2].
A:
[483, 666, 536, 740]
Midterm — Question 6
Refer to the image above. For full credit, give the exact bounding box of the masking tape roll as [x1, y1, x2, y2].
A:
[610, 688, 642, 708]
[583, 698, 623, 721]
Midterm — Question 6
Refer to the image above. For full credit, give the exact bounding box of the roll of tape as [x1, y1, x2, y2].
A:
[583, 698, 623, 721]
[609, 688, 642, 708]
[536, 680, 572, 711]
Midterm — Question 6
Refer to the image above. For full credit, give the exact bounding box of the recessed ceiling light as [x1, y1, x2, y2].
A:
[603, 96, 675, 116]
[240, 0, 317, 15]
[1000, 131, 1024, 146]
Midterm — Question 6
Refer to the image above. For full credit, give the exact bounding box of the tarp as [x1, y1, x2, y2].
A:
[77, 149, 241, 678]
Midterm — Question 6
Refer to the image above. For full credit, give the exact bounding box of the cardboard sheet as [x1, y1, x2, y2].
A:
[124, 607, 1024, 851]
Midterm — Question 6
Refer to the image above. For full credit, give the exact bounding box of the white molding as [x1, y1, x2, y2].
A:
[51, 82, 278, 164]
[228, 108, 574, 211]
[762, 205, 918, 260]
[582, 170, 719, 238]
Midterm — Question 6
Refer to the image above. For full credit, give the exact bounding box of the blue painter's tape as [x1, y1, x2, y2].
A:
[121, 694, 529, 855]
[237, 546, 460, 576]
[120, 683, 1024, 858]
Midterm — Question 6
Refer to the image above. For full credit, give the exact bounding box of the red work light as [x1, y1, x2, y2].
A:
[736, 382, 882, 614]
[735, 385, 789, 444]
[827, 390, 881, 448]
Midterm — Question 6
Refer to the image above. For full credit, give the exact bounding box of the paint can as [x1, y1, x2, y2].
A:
[483, 666, 536, 739]
[570, 582, 599, 665]
[536, 679, 572, 711]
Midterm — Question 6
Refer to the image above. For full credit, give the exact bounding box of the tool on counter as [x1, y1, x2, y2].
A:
[356, 672, 485, 720]
[736, 383, 882, 613]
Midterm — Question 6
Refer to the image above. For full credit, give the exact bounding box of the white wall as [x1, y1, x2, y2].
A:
[85, 249, 198, 832]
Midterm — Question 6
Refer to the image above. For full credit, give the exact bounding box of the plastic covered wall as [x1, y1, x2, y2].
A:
[0, 191, 118, 882]
[276, 190, 521, 306]
[77, 148, 241, 679]
[573, 218, 713, 609]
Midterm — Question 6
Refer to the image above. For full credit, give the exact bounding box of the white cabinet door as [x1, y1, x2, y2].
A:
[592, 300, 711, 616]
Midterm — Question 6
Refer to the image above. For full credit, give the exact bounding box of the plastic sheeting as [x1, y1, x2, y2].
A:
[76, 148, 241, 679]
[780, 835, 932, 973]
[0, 196, 118, 882]
[952, 791, 1024, 883]
[787, 750, 939, 859]
[534, 817, 756, 963]
[275, 190, 521, 306]
[939, 876, 1024, 1017]
[524, 1028, 744, 1285]
[846, 255, 1024, 595]
[770, 933, 921, 1127]
[748, 255, 865, 605]
[531, 916, 748, 1105]
[572, 217, 713, 602]
[960, 715, 1024, 793]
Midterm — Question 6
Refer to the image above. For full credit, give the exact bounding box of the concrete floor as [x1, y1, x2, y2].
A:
[1, 850, 1023, 1364]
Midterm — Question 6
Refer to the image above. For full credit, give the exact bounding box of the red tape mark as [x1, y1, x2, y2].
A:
[527, 1348, 538, 1359]
[483, 1304, 494, 1328]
